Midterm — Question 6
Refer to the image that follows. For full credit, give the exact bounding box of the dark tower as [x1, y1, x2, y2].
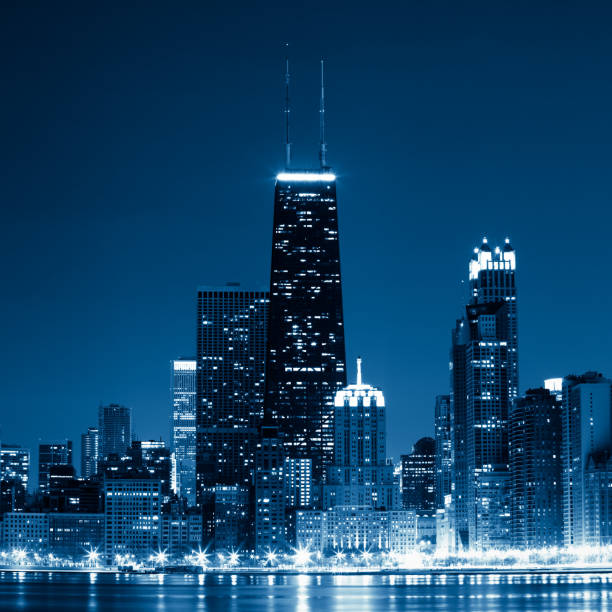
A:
[264, 61, 347, 481]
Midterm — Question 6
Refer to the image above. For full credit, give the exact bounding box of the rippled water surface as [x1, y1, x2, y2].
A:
[2, 571, 612, 611]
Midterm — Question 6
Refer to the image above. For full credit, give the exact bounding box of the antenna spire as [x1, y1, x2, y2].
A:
[356, 356, 362, 386]
[284, 55, 291, 168]
[319, 59, 327, 168]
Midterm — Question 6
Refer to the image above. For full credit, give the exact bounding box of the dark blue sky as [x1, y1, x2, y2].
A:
[3, 1, 612, 478]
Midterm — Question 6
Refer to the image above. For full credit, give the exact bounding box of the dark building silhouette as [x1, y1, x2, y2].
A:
[38, 441, 72, 494]
[98, 404, 131, 460]
[401, 437, 435, 514]
[195, 285, 268, 501]
[434, 395, 452, 509]
[450, 238, 518, 550]
[264, 171, 346, 480]
[509, 387, 563, 548]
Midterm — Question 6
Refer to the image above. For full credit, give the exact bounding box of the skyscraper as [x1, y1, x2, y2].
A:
[38, 441, 72, 494]
[171, 358, 197, 506]
[81, 426, 99, 479]
[401, 437, 435, 514]
[434, 395, 452, 510]
[450, 238, 518, 550]
[98, 404, 132, 459]
[561, 372, 612, 546]
[509, 387, 563, 548]
[323, 359, 397, 510]
[196, 285, 268, 504]
[0, 445, 30, 513]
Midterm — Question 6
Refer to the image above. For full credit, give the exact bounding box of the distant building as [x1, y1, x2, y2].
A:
[160, 510, 202, 556]
[98, 404, 132, 460]
[81, 427, 100, 479]
[296, 506, 417, 555]
[562, 372, 612, 546]
[450, 238, 517, 550]
[45, 465, 102, 513]
[509, 387, 563, 548]
[0, 445, 29, 513]
[196, 285, 268, 508]
[38, 441, 72, 494]
[323, 359, 397, 511]
[48, 513, 104, 559]
[254, 424, 285, 552]
[213, 485, 250, 551]
[104, 477, 161, 562]
[2, 513, 49, 552]
[434, 395, 452, 509]
[128, 441, 173, 502]
[401, 437, 435, 514]
[584, 450, 612, 546]
[171, 358, 197, 507]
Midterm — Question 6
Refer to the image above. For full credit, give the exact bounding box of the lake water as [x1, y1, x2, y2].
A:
[1, 570, 612, 611]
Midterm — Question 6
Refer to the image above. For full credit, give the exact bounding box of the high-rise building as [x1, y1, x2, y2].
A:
[38, 441, 72, 494]
[128, 441, 174, 502]
[171, 358, 197, 506]
[81, 426, 100, 479]
[450, 238, 518, 550]
[265, 168, 346, 480]
[98, 404, 132, 459]
[254, 424, 285, 553]
[0, 445, 30, 514]
[509, 387, 563, 548]
[561, 372, 612, 546]
[323, 359, 397, 510]
[434, 396, 452, 509]
[213, 485, 250, 551]
[401, 438, 435, 514]
[196, 285, 268, 506]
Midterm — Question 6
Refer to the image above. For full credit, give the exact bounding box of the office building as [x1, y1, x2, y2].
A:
[213, 485, 250, 551]
[254, 424, 285, 552]
[562, 372, 612, 546]
[323, 359, 397, 510]
[450, 238, 517, 550]
[2, 513, 49, 552]
[81, 426, 100, 479]
[48, 513, 104, 558]
[434, 396, 452, 509]
[104, 477, 161, 562]
[509, 387, 563, 548]
[98, 404, 132, 459]
[196, 285, 268, 506]
[160, 510, 203, 556]
[38, 441, 72, 494]
[171, 358, 197, 506]
[401, 437, 435, 514]
[0, 445, 29, 513]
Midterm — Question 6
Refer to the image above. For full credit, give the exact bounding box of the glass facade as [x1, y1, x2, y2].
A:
[98, 404, 132, 460]
[80, 426, 99, 479]
[171, 358, 196, 506]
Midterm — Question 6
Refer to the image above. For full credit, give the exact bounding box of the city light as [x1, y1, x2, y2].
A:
[292, 545, 312, 566]
[276, 172, 336, 182]
[152, 550, 168, 566]
[228, 551, 240, 566]
[265, 549, 278, 565]
[12, 549, 27, 565]
[85, 549, 100, 567]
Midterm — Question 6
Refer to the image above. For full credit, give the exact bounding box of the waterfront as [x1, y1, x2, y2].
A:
[2, 571, 612, 611]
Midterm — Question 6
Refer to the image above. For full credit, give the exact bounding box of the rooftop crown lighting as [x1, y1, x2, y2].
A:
[276, 172, 336, 182]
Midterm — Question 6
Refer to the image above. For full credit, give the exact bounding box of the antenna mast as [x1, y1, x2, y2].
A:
[319, 59, 327, 168]
[284, 56, 291, 168]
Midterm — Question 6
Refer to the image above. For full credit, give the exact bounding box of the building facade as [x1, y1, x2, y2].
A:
[0, 445, 29, 513]
[434, 395, 452, 510]
[324, 359, 397, 511]
[562, 372, 612, 546]
[81, 426, 100, 479]
[98, 404, 132, 460]
[450, 238, 517, 550]
[38, 442, 72, 494]
[401, 437, 435, 514]
[196, 285, 268, 506]
[265, 171, 346, 480]
[171, 358, 197, 506]
[509, 387, 563, 548]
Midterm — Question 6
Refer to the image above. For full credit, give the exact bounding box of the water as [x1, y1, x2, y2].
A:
[1, 571, 612, 611]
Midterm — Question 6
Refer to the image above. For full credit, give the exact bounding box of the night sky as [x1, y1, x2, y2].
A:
[3, 1, 612, 484]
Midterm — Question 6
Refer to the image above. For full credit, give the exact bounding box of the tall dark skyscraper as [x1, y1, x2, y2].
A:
[509, 387, 563, 548]
[98, 404, 132, 459]
[38, 441, 72, 494]
[434, 395, 452, 509]
[450, 238, 518, 550]
[401, 437, 435, 514]
[195, 285, 268, 504]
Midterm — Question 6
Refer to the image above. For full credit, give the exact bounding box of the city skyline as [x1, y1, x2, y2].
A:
[5, 1, 612, 472]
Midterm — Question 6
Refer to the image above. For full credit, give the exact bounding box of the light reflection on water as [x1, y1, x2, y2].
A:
[0, 571, 612, 611]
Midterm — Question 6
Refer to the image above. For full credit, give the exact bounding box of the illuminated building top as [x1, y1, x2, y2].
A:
[469, 237, 516, 281]
[334, 358, 385, 408]
[276, 172, 336, 182]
